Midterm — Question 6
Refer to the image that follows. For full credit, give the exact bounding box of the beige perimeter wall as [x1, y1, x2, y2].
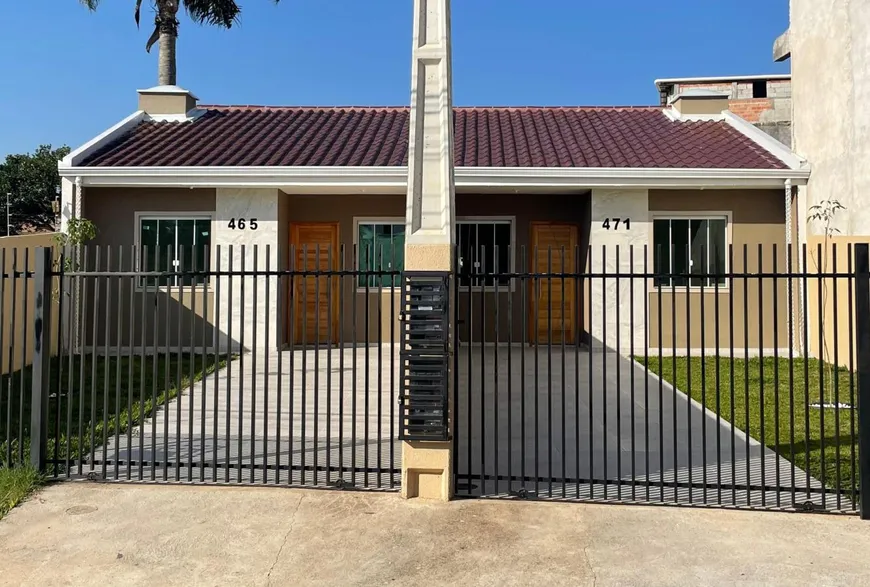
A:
[0, 233, 60, 374]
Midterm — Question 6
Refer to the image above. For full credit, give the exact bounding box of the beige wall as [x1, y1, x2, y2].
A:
[805, 235, 865, 367]
[83, 188, 217, 348]
[647, 189, 790, 351]
[0, 234, 60, 374]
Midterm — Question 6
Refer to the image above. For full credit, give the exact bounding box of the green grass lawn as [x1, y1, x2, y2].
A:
[638, 356, 858, 495]
[0, 466, 43, 519]
[0, 353, 227, 519]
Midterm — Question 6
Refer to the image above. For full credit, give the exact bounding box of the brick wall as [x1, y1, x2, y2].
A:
[729, 98, 774, 122]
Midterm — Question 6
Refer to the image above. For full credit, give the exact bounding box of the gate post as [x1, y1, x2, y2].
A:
[401, 0, 456, 501]
[854, 243, 870, 519]
[30, 247, 54, 471]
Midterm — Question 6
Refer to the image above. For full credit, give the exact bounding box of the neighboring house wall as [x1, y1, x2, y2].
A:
[646, 189, 789, 353]
[787, 0, 870, 364]
[665, 80, 792, 146]
[0, 233, 60, 374]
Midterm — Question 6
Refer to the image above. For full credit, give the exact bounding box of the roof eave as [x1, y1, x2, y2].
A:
[58, 165, 809, 190]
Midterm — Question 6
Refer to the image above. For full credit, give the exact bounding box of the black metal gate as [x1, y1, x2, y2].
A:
[454, 243, 868, 515]
[18, 244, 402, 490]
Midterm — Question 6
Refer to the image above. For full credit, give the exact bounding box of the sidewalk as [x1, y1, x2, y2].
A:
[0, 483, 868, 586]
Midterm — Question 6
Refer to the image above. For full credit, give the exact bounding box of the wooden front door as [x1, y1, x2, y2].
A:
[529, 222, 578, 345]
[290, 222, 340, 345]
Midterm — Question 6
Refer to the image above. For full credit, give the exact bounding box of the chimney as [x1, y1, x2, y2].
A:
[137, 85, 199, 117]
[669, 88, 730, 117]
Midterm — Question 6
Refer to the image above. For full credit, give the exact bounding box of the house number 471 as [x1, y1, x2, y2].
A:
[228, 218, 258, 230]
[601, 218, 630, 230]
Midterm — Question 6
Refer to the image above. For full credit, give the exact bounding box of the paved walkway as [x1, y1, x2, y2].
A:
[1, 484, 868, 587]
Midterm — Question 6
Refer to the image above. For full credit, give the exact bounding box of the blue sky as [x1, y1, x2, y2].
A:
[0, 0, 789, 157]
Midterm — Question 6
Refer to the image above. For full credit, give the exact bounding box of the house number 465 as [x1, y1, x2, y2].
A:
[228, 218, 258, 230]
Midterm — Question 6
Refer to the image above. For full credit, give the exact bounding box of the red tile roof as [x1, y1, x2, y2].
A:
[81, 106, 788, 170]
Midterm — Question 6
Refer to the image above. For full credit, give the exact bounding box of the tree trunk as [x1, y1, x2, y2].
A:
[158, 31, 177, 86]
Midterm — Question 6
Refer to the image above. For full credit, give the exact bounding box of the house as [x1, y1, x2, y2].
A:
[655, 74, 792, 147]
[57, 84, 809, 354]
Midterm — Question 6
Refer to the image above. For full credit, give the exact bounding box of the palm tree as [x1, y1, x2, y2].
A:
[80, 0, 280, 86]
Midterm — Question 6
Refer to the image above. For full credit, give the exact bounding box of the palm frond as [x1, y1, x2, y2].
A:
[134, 0, 144, 27]
[182, 0, 241, 28]
[79, 0, 100, 10]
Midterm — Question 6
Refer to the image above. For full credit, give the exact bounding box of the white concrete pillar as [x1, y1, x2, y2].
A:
[213, 188, 280, 352]
[401, 0, 455, 502]
[589, 189, 650, 354]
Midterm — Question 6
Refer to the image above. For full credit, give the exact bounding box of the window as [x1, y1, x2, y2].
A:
[752, 80, 768, 98]
[357, 221, 405, 287]
[653, 217, 727, 288]
[138, 216, 211, 287]
[457, 219, 513, 287]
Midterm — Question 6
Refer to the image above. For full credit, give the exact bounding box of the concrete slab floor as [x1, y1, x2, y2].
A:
[1, 484, 869, 587]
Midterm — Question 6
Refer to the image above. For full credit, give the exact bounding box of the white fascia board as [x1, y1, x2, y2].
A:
[654, 74, 791, 88]
[61, 165, 810, 189]
[723, 111, 805, 170]
[60, 111, 146, 167]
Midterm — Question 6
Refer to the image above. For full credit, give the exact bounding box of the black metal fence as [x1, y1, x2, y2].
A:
[454, 243, 868, 516]
[4, 242, 869, 518]
[20, 244, 402, 491]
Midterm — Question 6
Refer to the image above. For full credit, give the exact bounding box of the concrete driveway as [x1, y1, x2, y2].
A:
[455, 347, 831, 510]
[0, 483, 867, 587]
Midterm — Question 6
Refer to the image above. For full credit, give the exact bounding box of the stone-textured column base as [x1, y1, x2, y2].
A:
[401, 441, 453, 501]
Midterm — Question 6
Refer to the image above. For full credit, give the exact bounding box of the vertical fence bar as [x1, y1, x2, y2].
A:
[832, 243, 842, 509]
[301, 245, 307, 485]
[574, 246, 580, 499]
[508, 245, 514, 495]
[364, 245, 371, 488]
[533, 246, 540, 496]
[138, 247, 148, 481]
[629, 245, 636, 502]
[494, 246, 501, 496]
[787, 244, 796, 505]
[714, 243, 722, 505]
[802, 244, 810, 502]
[225, 246, 233, 483]
[175, 246, 185, 482]
[350, 244, 356, 486]
[88, 246, 102, 472]
[480, 247, 488, 495]
[656, 244, 664, 502]
[20, 249, 29, 467]
[201, 247, 209, 483]
[643, 245, 650, 503]
[288, 245, 295, 484]
[614, 246, 621, 501]
[376, 245, 382, 488]
[338, 245, 345, 483]
[65, 248, 75, 478]
[53, 248, 65, 478]
[848, 245, 857, 509]
[276, 247, 284, 485]
[162, 244, 171, 481]
[101, 247, 112, 480]
[729, 244, 736, 507]
[251, 245, 258, 483]
[237, 246, 245, 484]
[29, 247, 53, 471]
[560, 246, 566, 499]
[466, 248, 473, 494]
[327, 245, 333, 486]
[602, 245, 608, 501]
[772, 244, 781, 508]
[688, 247, 696, 505]
[389, 244, 396, 488]
[670, 244, 677, 503]
[742, 244, 750, 506]
[520, 246, 527, 494]
[114, 246, 123, 480]
[854, 243, 870, 520]
[150, 247, 159, 481]
[758, 243, 766, 507]
[263, 246, 271, 484]
[313, 245, 319, 486]
[189, 245, 198, 483]
[816, 242, 826, 509]
[126, 246, 135, 480]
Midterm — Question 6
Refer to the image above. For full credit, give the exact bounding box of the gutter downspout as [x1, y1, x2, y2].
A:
[785, 179, 806, 357]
